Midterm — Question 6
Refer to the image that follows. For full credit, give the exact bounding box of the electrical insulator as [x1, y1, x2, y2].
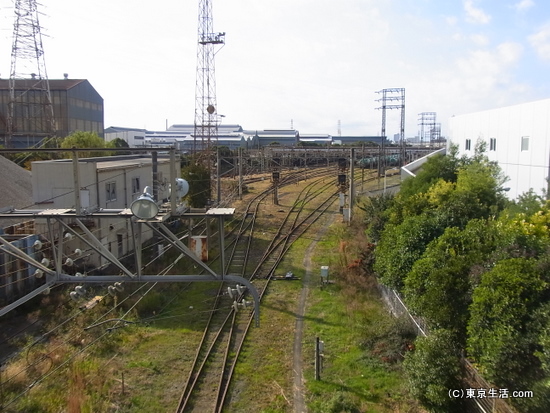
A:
[227, 286, 238, 299]
[42, 287, 50, 295]
[70, 291, 79, 301]
[75, 285, 86, 296]
[74, 248, 82, 256]
[75, 272, 84, 277]
[236, 284, 246, 295]
[114, 282, 124, 292]
[34, 269, 43, 278]
[65, 258, 74, 266]
[41, 258, 50, 267]
[33, 240, 42, 249]
[64, 232, 74, 240]
[232, 300, 252, 312]
[108, 285, 116, 296]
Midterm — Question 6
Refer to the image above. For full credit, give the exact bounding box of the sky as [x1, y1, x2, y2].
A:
[0, 0, 549, 138]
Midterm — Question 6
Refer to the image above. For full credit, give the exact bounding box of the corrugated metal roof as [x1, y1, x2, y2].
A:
[0, 78, 88, 90]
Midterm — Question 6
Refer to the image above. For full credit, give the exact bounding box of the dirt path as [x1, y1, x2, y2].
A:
[293, 213, 336, 413]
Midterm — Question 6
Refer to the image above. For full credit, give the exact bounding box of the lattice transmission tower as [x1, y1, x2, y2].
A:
[6, 0, 56, 148]
[418, 112, 436, 147]
[193, 0, 225, 154]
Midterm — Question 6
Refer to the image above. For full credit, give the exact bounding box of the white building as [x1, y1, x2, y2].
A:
[31, 155, 177, 269]
[104, 127, 147, 147]
[448, 98, 550, 199]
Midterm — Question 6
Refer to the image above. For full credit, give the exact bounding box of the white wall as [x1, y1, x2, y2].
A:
[105, 129, 146, 147]
[449, 98, 550, 199]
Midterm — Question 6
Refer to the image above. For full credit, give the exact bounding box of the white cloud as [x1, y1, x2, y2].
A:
[529, 23, 550, 62]
[470, 33, 490, 46]
[464, 0, 491, 24]
[514, 0, 535, 12]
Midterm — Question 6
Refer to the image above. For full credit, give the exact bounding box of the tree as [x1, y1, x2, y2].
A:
[403, 220, 501, 341]
[467, 258, 546, 389]
[399, 144, 466, 200]
[403, 329, 465, 413]
[374, 212, 448, 290]
[181, 162, 211, 208]
[60, 131, 111, 158]
[109, 137, 131, 153]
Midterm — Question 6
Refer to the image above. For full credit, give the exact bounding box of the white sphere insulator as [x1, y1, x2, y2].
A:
[33, 240, 42, 250]
[70, 291, 79, 301]
[75, 272, 83, 278]
[75, 285, 86, 296]
[42, 287, 50, 295]
[65, 258, 74, 266]
[41, 258, 50, 267]
[74, 248, 82, 256]
[64, 233, 74, 240]
[114, 282, 124, 292]
[108, 285, 116, 296]
[34, 269, 44, 278]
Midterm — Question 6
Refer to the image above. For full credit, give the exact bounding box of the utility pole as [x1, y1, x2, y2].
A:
[238, 147, 243, 200]
[349, 148, 355, 222]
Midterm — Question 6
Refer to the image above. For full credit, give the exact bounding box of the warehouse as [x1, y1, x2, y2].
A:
[0, 77, 104, 148]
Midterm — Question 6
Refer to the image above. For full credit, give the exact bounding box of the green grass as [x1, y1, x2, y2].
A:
[226, 207, 421, 412]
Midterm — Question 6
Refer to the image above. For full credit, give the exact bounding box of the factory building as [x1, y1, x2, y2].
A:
[0, 78, 104, 148]
[448, 98, 550, 200]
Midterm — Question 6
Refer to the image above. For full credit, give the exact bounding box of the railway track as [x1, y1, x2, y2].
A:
[174, 168, 359, 412]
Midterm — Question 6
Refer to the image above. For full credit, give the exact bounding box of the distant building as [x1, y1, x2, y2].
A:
[105, 124, 256, 151]
[0, 78, 104, 148]
[105, 124, 386, 149]
[104, 126, 146, 147]
[448, 98, 550, 199]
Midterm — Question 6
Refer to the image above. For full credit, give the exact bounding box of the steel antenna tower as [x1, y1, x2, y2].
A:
[193, 0, 225, 154]
[6, 0, 56, 148]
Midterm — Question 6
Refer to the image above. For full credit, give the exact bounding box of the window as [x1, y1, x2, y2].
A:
[489, 138, 497, 151]
[521, 136, 529, 151]
[106, 181, 116, 202]
[132, 177, 141, 194]
[465, 139, 471, 151]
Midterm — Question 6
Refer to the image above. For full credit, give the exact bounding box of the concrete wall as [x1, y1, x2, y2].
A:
[401, 148, 446, 179]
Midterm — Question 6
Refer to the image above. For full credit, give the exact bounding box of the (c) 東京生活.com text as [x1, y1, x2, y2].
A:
[448, 388, 533, 399]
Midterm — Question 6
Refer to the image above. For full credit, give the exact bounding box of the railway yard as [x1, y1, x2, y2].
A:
[0, 165, 422, 412]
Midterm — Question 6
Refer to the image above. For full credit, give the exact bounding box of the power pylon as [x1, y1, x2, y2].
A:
[193, 0, 225, 154]
[6, 0, 56, 148]
[418, 112, 436, 147]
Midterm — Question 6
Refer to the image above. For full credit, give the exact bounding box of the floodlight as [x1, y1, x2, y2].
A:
[130, 186, 159, 219]
[169, 178, 190, 199]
